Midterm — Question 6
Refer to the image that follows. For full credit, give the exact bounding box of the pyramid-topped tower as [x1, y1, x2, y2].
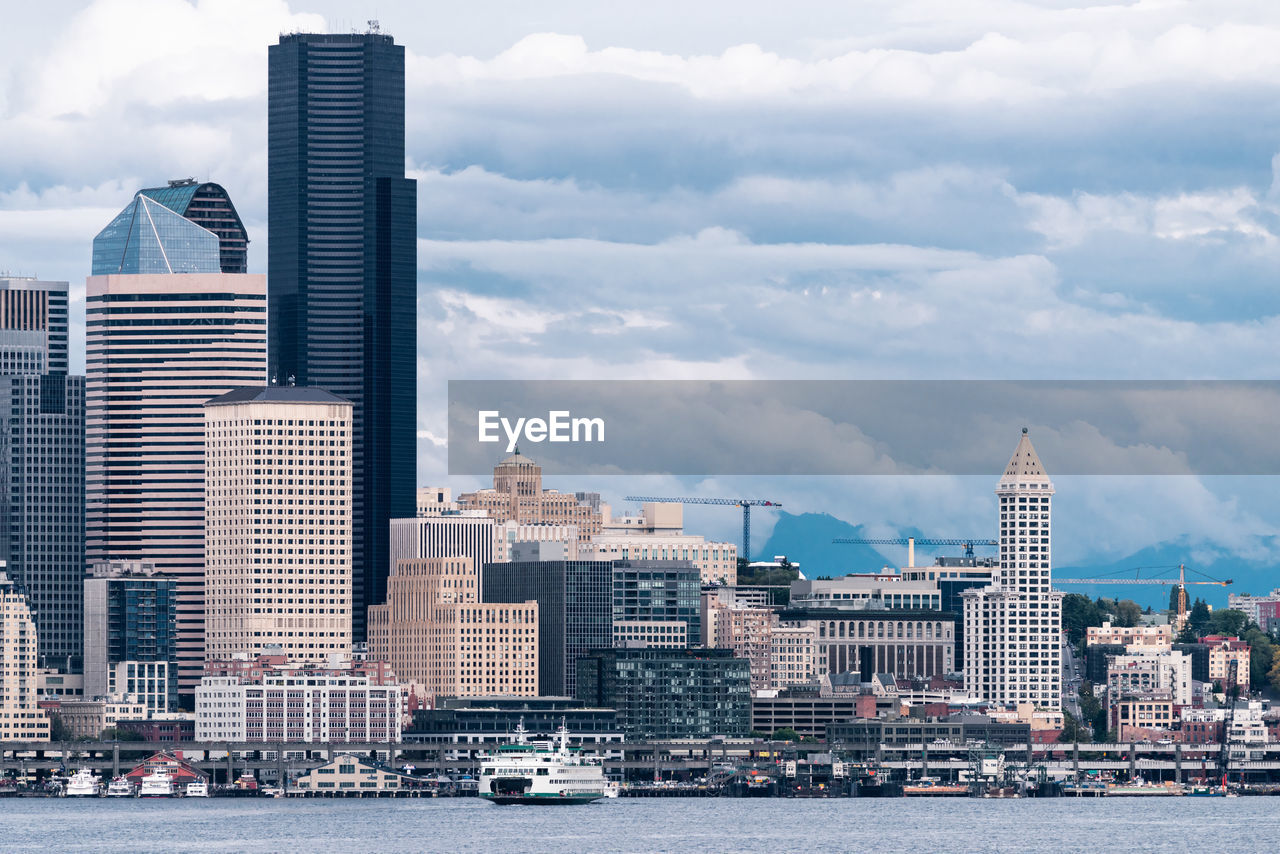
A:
[962, 429, 1063, 719]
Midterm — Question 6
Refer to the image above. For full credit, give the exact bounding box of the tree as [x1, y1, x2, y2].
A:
[1206, 609, 1248, 639]
[1268, 648, 1280, 693]
[100, 727, 144, 742]
[1062, 594, 1104, 647]
[1189, 599, 1211, 637]
[1175, 624, 1198, 644]
[1060, 711, 1088, 743]
[1078, 681, 1107, 740]
[1243, 628, 1276, 692]
[1112, 599, 1143, 628]
[771, 728, 801, 742]
[47, 713, 73, 742]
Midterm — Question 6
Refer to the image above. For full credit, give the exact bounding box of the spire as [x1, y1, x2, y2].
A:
[1001, 427, 1049, 482]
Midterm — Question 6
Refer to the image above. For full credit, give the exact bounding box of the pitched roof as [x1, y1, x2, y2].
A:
[1001, 428, 1049, 482]
[204, 386, 351, 407]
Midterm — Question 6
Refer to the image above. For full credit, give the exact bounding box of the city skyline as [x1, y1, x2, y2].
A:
[2, 2, 1279, 582]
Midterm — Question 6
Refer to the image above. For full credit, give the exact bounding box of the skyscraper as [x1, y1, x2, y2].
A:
[0, 276, 82, 672]
[268, 30, 418, 640]
[137, 180, 250, 274]
[203, 386, 353, 662]
[87, 188, 266, 697]
[962, 430, 1063, 715]
[0, 566, 50, 740]
[83, 561, 178, 712]
[0, 276, 68, 375]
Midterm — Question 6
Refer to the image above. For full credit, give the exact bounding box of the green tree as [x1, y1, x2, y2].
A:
[771, 728, 801, 742]
[1243, 628, 1276, 692]
[1188, 599, 1211, 637]
[1062, 594, 1104, 647]
[1268, 648, 1280, 693]
[1078, 681, 1107, 740]
[1206, 609, 1248, 638]
[1175, 623, 1198, 644]
[1112, 599, 1143, 628]
[99, 727, 144, 742]
[1060, 711, 1088, 743]
[47, 713, 73, 742]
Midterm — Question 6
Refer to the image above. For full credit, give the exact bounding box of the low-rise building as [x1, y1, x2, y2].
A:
[293, 754, 417, 795]
[404, 696, 621, 745]
[1228, 590, 1280, 631]
[1113, 691, 1175, 736]
[751, 690, 882, 739]
[790, 575, 942, 611]
[776, 607, 956, 681]
[194, 673, 401, 743]
[54, 696, 149, 739]
[827, 714, 1030, 758]
[1200, 636, 1251, 690]
[1107, 649, 1193, 707]
[1086, 621, 1173, 649]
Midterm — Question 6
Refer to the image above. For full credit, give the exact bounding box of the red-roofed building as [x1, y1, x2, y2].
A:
[124, 752, 206, 785]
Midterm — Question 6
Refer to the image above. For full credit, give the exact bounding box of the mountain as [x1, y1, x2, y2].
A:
[759, 512, 1266, 609]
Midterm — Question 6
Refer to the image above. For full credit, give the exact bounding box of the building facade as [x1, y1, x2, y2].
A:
[390, 513, 495, 581]
[1106, 649, 1193, 707]
[0, 373, 84, 670]
[203, 387, 353, 662]
[1086, 621, 1173, 648]
[195, 673, 401, 743]
[82, 562, 178, 711]
[457, 451, 602, 540]
[1200, 636, 1251, 690]
[268, 31, 417, 642]
[136, 180, 250, 274]
[776, 607, 956, 681]
[612, 560, 701, 644]
[962, 430, 1063, 713]
[367, 556, 539, 701]
[87, 191, 267, 693]
[482, 559, 613, 696]
[0, 568, 49, 740]
[575, 647, 751, 739]
[0, 276, 68, 375]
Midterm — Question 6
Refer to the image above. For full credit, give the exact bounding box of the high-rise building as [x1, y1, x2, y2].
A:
[0, 276, 68, 374]
[583, 503, 737, 585]
[962, 430, 1063, 715]
[136, 180, 250, 275]
[575, 647, 751, 740]
[82, 563, 178, 712]
[87, 188, 267, 697]
[367, 556, 539, 702]
[268, 31, 417, 641]
[389, 513, 495, 581]
[0, 373, 84, 670]
[0, 566, 50, 740]
[482, 558, 613, 696]
[203, 387, 353, 662]
[457, 451, 602, 542]
[612, 560, 701, 644]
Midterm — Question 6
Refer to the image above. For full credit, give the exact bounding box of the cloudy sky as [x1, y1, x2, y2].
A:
[3, 0, 1280, 572]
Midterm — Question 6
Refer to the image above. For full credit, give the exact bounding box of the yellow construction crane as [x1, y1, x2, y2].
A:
[1055, 564, 1231, 622]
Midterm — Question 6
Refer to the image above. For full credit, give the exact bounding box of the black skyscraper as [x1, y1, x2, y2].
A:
[268, 31, 417, 639]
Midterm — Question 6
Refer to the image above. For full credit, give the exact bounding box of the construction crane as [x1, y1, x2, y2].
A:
[832, 536, 999, 564]
[1055, 564, 1231, 623]
[623, 496, 782, 561]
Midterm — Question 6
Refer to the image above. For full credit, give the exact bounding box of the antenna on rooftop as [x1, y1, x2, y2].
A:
[367, 19, 380, 34]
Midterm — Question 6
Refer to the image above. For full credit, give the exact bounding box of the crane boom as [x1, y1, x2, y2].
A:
[622, 495, 782, 561]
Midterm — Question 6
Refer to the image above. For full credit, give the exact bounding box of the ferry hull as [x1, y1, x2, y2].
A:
[481, 793, 602, 805]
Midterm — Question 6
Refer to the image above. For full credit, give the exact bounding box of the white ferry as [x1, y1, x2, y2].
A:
[106, 777, 134, 797]
[184, 780, 209, 798]
[479, 721, 612, 805]
[64, 768, 102, 797]
[139, 770, 176, 798]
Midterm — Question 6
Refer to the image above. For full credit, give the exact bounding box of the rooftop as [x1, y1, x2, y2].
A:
[204, 386, 351, 407]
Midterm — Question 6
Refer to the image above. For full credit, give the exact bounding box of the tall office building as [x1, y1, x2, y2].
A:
[137, 180, 250, 274]
[368, 556, 539, 702]
[204, 387, 353, 662]
[87, 187, 266, 696]
[612, 560, 701, 647]
[482, 558, 613, 696]
[0, 276, 68, 374]
[389, 513, 495, 579]
[0, 374, 84, 670]
[268, 30, 418, 640]
[962, 430, 1062, 714]
[0, 567, 50, 740]
[83, 561, 178, 712]
[0, 277, 82, 672]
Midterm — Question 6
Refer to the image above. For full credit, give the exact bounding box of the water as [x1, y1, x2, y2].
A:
[2, 797, 1277, 853]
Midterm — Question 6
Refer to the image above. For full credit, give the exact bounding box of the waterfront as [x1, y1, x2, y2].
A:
[3, 797, 1277, 853]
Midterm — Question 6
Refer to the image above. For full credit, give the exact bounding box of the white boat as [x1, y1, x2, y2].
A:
[106, 777, 134, 797]
[184, 780, 209, 798]
[138, 770, 175, 798]
[479, 720, 611, 805]
[64, 768, 103, 797]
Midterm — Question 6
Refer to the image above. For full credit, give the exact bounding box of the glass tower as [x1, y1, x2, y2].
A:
[92, 194, 222, 275]
[268, 30, 418, 641]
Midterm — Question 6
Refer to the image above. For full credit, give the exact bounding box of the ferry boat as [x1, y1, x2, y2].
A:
[184, 780, 209, 798]
[138, 770, 176, 798]
[479, 721, 611, 805]
[106, 777, 134, 797]
[64, 768, 103, 797]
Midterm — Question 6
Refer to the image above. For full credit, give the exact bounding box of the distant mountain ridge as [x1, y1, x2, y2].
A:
[758, 511, 1264, 609]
